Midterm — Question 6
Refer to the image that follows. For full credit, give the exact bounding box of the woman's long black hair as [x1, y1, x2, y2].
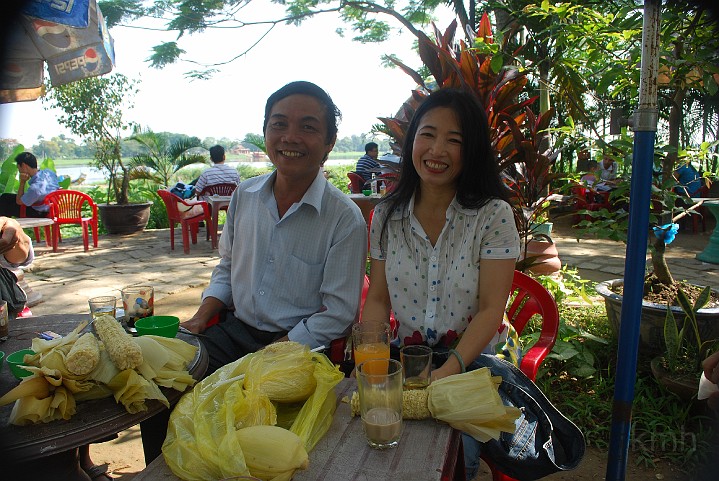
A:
[378, 88, 508, 249]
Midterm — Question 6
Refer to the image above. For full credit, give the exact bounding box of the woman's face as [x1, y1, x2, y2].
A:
[411, 107, 463, 189]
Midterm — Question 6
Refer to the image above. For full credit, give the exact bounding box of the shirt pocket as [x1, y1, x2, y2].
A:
[281, 254, 324, 309]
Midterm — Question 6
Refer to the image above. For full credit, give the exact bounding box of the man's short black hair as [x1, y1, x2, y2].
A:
[365, 142, 378, 153]
[263, 81, 341, 144]
[15, 151, 37, 169]
[209, 145, 225, 163]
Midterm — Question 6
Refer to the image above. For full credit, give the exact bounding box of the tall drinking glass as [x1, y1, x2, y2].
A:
[352, 322, 391, 375]
[121, 285, 154, 328]
[357, 358, 403, 449]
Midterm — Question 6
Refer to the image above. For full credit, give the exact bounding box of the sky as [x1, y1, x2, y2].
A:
[0, 3, 455, 148]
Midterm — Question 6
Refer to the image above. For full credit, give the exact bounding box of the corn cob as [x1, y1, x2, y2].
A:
[93, 314, 143, 370]
[66, 332, 100, 375]
[349, 389, 431, 420]
[235, 425, 309, 480]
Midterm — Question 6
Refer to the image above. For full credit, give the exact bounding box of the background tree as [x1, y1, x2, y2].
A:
[43, 73, 139, 204]
[128, 128, 208, 187]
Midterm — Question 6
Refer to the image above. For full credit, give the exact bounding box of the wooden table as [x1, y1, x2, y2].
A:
[348, 193, 383, 227]
[696, 199, 719, 264]
[0, 314, 207, 476]
[133, 378, 464, 481]
[206, 195, 231, 249]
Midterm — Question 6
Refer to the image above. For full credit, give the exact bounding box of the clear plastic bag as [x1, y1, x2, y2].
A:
[163, 342, 344, 480]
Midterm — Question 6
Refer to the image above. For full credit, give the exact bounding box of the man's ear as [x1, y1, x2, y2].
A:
[324, 135, 337, 160]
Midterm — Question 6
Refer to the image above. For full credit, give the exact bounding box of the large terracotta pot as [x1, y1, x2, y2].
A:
[596, 279, 719, 356]
[524, 239, 561, 276]
[98, 202, 152, 235]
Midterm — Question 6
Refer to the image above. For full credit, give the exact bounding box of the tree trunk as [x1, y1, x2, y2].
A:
[650, 237, 674, 287]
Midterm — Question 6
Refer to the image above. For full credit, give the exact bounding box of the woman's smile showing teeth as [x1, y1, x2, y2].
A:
[424, 159, 448, 172]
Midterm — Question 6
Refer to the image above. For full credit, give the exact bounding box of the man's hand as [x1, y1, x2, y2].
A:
[703, 350, 719, 411]
[181, 296, 226, 334]
[19, 172, 30, 184]
[0, 216, 31, 263]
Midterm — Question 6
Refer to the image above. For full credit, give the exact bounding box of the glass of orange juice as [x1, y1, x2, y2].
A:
[352, 322, 391, 375]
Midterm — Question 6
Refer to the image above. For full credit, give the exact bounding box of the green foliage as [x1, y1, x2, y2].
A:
[532, 302, 716, 469]
[128, 128, 208, 188]
[43, 73, 139, 204]
[0, 145, 24, 193]
[663, 286, 715, 373]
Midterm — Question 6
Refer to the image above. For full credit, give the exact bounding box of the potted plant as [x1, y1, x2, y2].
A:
[650, 286, 718, 400]
[43, 73, 154, 234]
[587, 176, 719, 354]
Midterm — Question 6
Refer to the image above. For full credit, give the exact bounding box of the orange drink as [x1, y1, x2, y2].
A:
[352, 322, 391, 375]
[354, 342, 391, 374]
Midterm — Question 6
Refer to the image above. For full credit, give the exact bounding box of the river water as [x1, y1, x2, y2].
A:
[56, 159, 355, 184]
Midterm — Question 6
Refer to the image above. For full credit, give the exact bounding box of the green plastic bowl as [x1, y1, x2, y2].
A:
[135, 315, 180, 338]
[7, 349, 35, 379]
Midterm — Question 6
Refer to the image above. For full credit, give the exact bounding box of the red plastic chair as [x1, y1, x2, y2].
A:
[196, 182, 237, 198]
[157, 189, 211, 254]
[196, 183, 238, 241]
[481, 269, 560, 481]
[571, 185, 610, 224]
[347, 172, 366, 194]
[43, 190, 98, 252]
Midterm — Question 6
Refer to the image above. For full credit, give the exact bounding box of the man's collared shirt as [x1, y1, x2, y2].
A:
[203, 170, 368, 348]
[22, 169, 60, 212]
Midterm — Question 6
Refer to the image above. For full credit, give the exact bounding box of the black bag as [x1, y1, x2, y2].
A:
[0, 267, 27, 317]
[476, 354, 586, 481]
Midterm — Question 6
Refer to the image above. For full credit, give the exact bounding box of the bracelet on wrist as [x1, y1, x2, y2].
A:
[448, 349, 466, 373]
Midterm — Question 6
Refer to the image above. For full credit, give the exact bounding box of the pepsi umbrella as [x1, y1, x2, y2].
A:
[0, 0, 115, 103]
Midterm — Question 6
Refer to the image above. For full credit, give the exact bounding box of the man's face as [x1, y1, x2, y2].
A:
[264, 94, 335, 181]
[369, 147, 379, 159]
[16, 163, 29, 175]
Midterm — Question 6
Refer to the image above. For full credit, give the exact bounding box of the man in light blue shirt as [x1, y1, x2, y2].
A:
[0, 152, 60, 218]
[182, 81, 367, 374]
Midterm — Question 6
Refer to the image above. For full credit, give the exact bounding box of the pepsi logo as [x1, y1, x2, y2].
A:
[84, 48, 99, 71]
[32, 19, 71, 49]
[1, 63, 26, 88]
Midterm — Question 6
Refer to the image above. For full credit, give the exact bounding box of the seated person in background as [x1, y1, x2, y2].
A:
[181, 81, 368, 375]
[673, 160, 702, 197]
[193, 145, 240, 200]
[580, 160, 598, 187]
[0, 152, 60, 218]
[355, 142, 380, 182]
[360, 89, 520, 480]
[596, 156, 619, 192]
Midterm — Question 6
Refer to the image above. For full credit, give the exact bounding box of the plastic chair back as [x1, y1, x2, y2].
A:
[43, 189, 98, 252]
[347, 172, 366, 194]
[197, 183, 237, 197]
[481, 270, 560, 481]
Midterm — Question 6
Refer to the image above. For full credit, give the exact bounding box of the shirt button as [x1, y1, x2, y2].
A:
[430, 255, 437, 262]
[269, 258, 274, 263]
[429, 285, 436, 291]
[259, 290, 265, 296]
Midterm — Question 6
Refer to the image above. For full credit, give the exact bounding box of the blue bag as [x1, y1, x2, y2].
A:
[170, 182, 195, 200]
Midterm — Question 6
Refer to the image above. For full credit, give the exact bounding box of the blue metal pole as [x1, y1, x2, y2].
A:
[605, 1, 661, 480]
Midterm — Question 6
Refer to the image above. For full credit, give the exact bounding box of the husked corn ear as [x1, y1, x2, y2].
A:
[66, 332, 100, 375]
[349, 390, 431, 420]
[235, 425, 309, 480]
[94, 314, 143, 370]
